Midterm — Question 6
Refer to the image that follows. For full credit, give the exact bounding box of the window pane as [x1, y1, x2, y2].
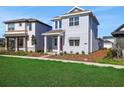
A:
[59, 20, 62, 28]
[69, 18, 73, 22]
[29, 23, 32, 31]
[69, 22, 73, 26]
[75, 21, 79, 25]
[69, 40, 74, 46]
[55, 21, 58, 29]
[75, 17, 79, 21]
[8, 23, 15, 31]
[19, 38, 23, 48]
[75, 40, 80, 46]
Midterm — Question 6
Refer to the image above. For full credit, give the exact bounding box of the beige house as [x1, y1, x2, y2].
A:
[4, 18, 51, 52]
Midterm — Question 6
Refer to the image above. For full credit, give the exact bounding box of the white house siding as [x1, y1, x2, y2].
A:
[62, 15, 90, 54]
[35, 22, 52, 51]
[90, 17, 99, 53]
[27, 22, 36, 52]
[104, 42, 113, 49]
[5, 22, 26, 31]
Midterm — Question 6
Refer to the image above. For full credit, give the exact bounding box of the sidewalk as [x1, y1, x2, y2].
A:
[1, 55, 124, 69]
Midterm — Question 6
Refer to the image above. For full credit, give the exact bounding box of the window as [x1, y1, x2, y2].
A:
[69, 18, 73, 26]
[29, 23, 32, 31]
[19, 38, 23, 48]
[69, 39, 80, 46]
[75, 40, 80, 46]
[8, 23, 15, 31]
[59, 20, 62, 28]
[69, 16, 79, 26]
[54, 38, 57, 46]
[55, 21, 58, 29]
[69, 40, 74, 46]
[19, 23, 22, 26]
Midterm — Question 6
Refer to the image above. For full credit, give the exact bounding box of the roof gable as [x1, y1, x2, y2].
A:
[112, 24, 124, 36]
[67, 7, 87, 14]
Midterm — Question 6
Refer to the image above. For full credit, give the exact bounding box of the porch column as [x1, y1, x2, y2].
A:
[23, 37, 27, 51]
[5, 37, 8, 51]
[57, 35, 60, 54]
[15, 37, 18, 51]
[44, 36, 47, 53]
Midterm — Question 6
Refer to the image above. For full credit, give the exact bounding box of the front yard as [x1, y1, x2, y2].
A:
[0, 56, 124, 87]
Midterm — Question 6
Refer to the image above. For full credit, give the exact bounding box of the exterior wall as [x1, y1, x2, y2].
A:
[90, 17, 99, 52]
[35, 22, 52, 51]
[103, 38, 115, 43]
[62, 15, 90, 54]
[5, 22, 26, 31]
[26, 22, 36, 52]
[104, 42, 113, 49]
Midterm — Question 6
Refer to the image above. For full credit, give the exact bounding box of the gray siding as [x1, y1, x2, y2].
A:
[35, 22, 52, 51]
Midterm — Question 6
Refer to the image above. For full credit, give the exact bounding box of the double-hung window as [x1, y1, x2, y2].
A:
[8, 23, 15, 31]
[55, 21, 58, 29]
[59, 20, 62, 28]
[69, 39, 80, 46]
[69, 16, 79, 26]
[29, 23, 32, 31]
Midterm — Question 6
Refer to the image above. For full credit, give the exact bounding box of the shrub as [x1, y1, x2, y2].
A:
[60, 52, 63, 55]
[37, 50, 41, 53]
[82, 51, 85, 55]
[76, 52, 79, 55]
[64, 51, 67, 54]
[70, 51, 73, 54]
[106, 49, 117, 58]
[15, 51, 28, 56]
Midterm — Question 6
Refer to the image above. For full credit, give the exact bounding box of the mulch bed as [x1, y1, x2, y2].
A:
[48, 49, 108, 62]
[28, 52, 45, 57]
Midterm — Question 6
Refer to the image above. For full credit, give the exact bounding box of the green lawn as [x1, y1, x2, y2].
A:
[96, 58, 124, 66]
[0, 56, 124, 87]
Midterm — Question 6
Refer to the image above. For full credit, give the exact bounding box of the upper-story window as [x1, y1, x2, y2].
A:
[55, 21, 58, 29]
[69, 16, 79, 26]
[8, 23, 15, 31]
[55, 20, 62, 29]
[29, 23, 32, 31]
[19, 23, 22, 26]
[59, 20, 62, 28]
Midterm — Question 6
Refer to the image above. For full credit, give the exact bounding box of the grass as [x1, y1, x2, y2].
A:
[96, 58, 124, 66]
[0, 56, 124, 87]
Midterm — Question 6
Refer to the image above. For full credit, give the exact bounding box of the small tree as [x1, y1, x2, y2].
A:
[112, 42, 122, 58]
[31, 35, 36, 45]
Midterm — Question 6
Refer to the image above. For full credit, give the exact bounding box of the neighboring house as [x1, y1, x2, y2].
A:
[4, 18, 52, 52]
[97, 38, 104, 49]
[112, 24, 124, 50]
[42, 7, 99, 54]
[103, 36, 115, 49]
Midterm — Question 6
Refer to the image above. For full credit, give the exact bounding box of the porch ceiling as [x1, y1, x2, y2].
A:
[42, 30, 64, 36]
[4, 33, 28, 37]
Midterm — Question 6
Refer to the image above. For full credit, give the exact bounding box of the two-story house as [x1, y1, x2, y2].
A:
[42, 7, 99, 54]
[4, 18, 52, 52]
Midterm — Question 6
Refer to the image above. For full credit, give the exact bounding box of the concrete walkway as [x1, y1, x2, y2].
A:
[1, 55, 124, 69]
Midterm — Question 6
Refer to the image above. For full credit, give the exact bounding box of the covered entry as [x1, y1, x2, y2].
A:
[42, 30, 64, 54]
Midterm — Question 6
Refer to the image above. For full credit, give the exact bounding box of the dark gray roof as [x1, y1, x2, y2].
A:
[111, 24, 124, 36]
[3, 18, 52, 28]
[103, 36, 114, 39]
[104, 40, 113, 43]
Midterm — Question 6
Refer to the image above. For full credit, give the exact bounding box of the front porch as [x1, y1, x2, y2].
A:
[5, 36, 28, 51]
[42, 30, 64, 54]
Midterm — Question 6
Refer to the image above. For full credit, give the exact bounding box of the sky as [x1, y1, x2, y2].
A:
[0, 6, 124, 38]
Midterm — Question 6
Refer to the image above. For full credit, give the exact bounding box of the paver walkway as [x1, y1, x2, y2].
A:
[1, 55, 124, 69]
